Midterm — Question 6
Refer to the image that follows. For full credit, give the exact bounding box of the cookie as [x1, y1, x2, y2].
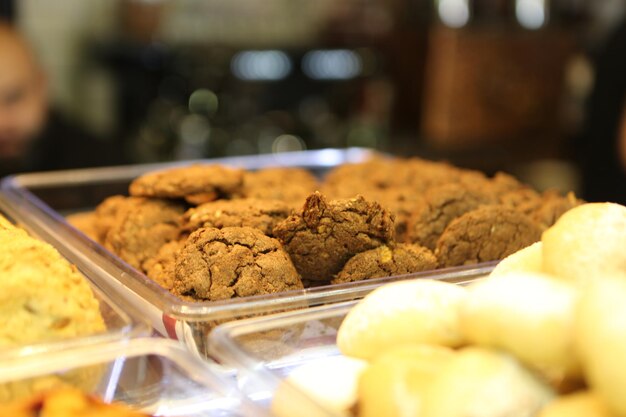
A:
[239, 167, 319, 207]
[0, 225, 105, 348]
[531, 191, 582, 229]
[103, 197, 184, 271]
[144, 239, 185, 291]
[331, 244, 438, 284]
[372, 188, 425, 242]
[406, 183, 495, 250]
[181, 198, 291, 236]
[92, 195, 130, 244]
[173, 226, 303, 301]
[273, 192, 395, 282]
[66, 211, 100, 242]
[129, 164, 244, 204]
[435, 206, 543, 267]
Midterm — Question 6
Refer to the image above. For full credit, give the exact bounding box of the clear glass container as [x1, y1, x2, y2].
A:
[208, 272, 485, 416]
[0, 148, 495, 358]
[0, 197, 149, 358]
[0, 337, 270, 416]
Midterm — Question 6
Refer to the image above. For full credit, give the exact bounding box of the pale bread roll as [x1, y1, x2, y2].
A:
[490, 241, 543, 277]
[461, 272, 580, 384]
[537, 392, 612, 417]
[337, 279, 466, 360]
[271, 356, 367, 417]
[421, 347, 554, 417]
[542, 203, 626, 287]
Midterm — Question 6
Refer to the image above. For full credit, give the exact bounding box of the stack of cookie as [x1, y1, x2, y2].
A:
[68, 157, 580, 302]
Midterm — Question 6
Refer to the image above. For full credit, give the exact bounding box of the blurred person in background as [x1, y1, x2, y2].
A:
[0, 20, 122, 178]
[579, 18, 626, 204]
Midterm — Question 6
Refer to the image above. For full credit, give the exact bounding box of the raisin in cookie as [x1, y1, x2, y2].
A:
[435, 206, 542, 267]
[129, 164, 244, 205]
[104, 197, 184, 271]
[173, 226, 303, 301]
[181, 198, 290, 236]
[273, 192, 395, 282]
[331, 244, 437, 284]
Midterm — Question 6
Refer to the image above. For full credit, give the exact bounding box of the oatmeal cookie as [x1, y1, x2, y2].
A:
[173, 226, 303, 301]
[66, 211, 100, 242]
[331, 244, 437, 284]
[435, 206, 542, 267]
[144, 239, 185, 291]
[406, 183, 495, 250]
[129, 164, 244, 204]
[0, 222, 105, 348]
[273, 192, 395, 282]
[239, 167, 318, 206]
[181, 198, 290, 236]
[104, 197, 184, 271]
[92, 195, 131, 244]
[531, 191, 582, 229]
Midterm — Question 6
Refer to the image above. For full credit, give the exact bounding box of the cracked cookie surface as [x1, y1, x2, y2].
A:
[406, 183, 495, 250]
[129, 164, 244, 204]
[181, 198, 290, 236]
[173, 226, 303, 301]
[273, 192, 395, 282]
[435, 206, 542, 267]
[332, 244, 438, 284]
[104, 197, 184, 271]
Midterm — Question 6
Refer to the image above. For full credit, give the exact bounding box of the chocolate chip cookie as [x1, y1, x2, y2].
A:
[181, 198, 290, 236]
[331, 244, 438, 284]
[273, 192, 395, 282]
[435, 206, 542, 267]
[129, 164, 244, 205]
[173, 226, 303, 301]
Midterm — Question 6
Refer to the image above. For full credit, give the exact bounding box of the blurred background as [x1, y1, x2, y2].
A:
[1, 0, 626, 198]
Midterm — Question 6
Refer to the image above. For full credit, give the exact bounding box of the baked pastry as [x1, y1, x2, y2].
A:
[531, 191, 582, 229]
[332, 244, 438, 284]
[129, 164, 244, 205]
[0, 387, 149, 416]
[435, 206, 543, 267]
[0, 216, 105, 348]
[273, 192, 395, 282]
[406, 183, 495, 250]
[239, 167, 318, 206]
[181, 198, 290, 237]
[66, 211, 100, 242]
[87, 195, 131, 244]
[173, 226, 303, 301]
[103, 197, 184, 272]
[143, 239, 185, 291]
